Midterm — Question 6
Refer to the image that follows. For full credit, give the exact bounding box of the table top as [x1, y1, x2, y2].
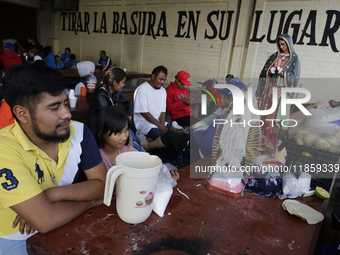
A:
[69, 92, 134, 122]
[58, 69, 151, 79]
[69, 95, 89, 122]
[27, 156, 331, 255]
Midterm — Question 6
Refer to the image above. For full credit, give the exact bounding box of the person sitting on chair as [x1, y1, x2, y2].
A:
[134, 65, 171, 140]
[96, 50, 113, 71]
[166, 71, 196, 129]
[0, 64, 106, 254]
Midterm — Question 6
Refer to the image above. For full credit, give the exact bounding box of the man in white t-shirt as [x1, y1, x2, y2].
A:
[134, 65, 172, 139]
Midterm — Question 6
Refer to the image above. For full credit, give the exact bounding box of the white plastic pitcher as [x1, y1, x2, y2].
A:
[104, 152, 162, 224]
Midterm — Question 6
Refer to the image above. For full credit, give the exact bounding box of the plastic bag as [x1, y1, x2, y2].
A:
[298, 172, 311, 194]
[207, 85, 260, 198]
[289, 106, 340, 153]
[206, 169, 245, 198]
[152, 165, 177, 217]
[279, 172, 303, 199]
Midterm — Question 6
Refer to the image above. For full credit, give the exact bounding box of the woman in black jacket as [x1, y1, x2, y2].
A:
[89, 67, 132, 132]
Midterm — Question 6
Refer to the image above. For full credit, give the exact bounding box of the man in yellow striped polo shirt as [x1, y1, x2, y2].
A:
[0, 64, 107, 253]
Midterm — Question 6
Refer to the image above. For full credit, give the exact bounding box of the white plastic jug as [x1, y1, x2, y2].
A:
[104, 152, 162, 224]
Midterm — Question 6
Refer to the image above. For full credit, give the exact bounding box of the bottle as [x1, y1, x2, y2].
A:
[220, 76, 225, 84]
[86, 72, 97, 102]
[23, 52, 28, 61]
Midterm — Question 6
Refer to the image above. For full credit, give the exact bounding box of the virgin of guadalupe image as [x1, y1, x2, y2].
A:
[256, 34, 301, 157]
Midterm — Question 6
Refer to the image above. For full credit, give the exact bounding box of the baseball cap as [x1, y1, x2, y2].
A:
[216, 77, 247, 96]
[4, 42, 15, 50]
[176, 71, 191, 86]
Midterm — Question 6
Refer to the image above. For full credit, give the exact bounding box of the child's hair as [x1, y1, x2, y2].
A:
[95, 106, 130, 148]
[28, 46, 40, 56]
[70, 54, 76, 60]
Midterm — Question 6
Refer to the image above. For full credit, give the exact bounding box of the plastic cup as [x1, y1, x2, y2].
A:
[69, 97, 77, 108]
[69, 89, 75, 98]
[81, 87, 87, 97]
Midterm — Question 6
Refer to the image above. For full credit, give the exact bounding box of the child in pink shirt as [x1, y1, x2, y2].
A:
[94, 106, 136, 170]
[94, 106, 179, 181]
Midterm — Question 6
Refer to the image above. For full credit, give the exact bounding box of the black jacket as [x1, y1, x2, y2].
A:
[89, 84, 132, 131]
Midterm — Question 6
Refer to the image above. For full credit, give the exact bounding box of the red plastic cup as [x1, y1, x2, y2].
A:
[81, 87, 87, 97]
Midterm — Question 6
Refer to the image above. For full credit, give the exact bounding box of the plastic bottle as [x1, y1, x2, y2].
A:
[220, 76, 225, 84]
[23, 52, 28, 61]
[86, 72, 97, 102]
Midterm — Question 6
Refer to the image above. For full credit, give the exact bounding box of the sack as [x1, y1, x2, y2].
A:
[289, 106, 340, 153]
[152, 165, 177, 217]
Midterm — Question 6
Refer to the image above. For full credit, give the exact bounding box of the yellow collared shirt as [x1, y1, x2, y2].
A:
[0, 120, 102, 236]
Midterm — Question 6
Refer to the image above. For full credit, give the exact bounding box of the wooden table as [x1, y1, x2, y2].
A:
[60, 69, 150, 96]
[69, 92, 134, 123]
[26, 156, 332, 255]
[69, 95, 89, 122]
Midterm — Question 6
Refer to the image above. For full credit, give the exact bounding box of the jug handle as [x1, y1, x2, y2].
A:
[103, 166, 125, 206]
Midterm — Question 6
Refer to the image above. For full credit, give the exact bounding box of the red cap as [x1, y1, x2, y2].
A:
[176, 71, 191, 86]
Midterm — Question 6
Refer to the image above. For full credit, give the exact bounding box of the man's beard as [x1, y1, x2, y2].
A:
[32, 118, 70, 143]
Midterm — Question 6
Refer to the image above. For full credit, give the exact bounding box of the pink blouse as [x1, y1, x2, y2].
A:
[99, 144, 137, 170]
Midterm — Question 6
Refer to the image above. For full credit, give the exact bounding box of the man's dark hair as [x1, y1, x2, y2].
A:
[3, 64, 67, 118]
[70, 54, 76, 60]
[151, 65, 167, 77]
[27, 34, 38, 43]
[100, 50, 106, 55]
[33, 60, 48, 67]
[65, 47, 71, 52]
[44, 46, 52, 54]
[226, 74, 234, 83]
